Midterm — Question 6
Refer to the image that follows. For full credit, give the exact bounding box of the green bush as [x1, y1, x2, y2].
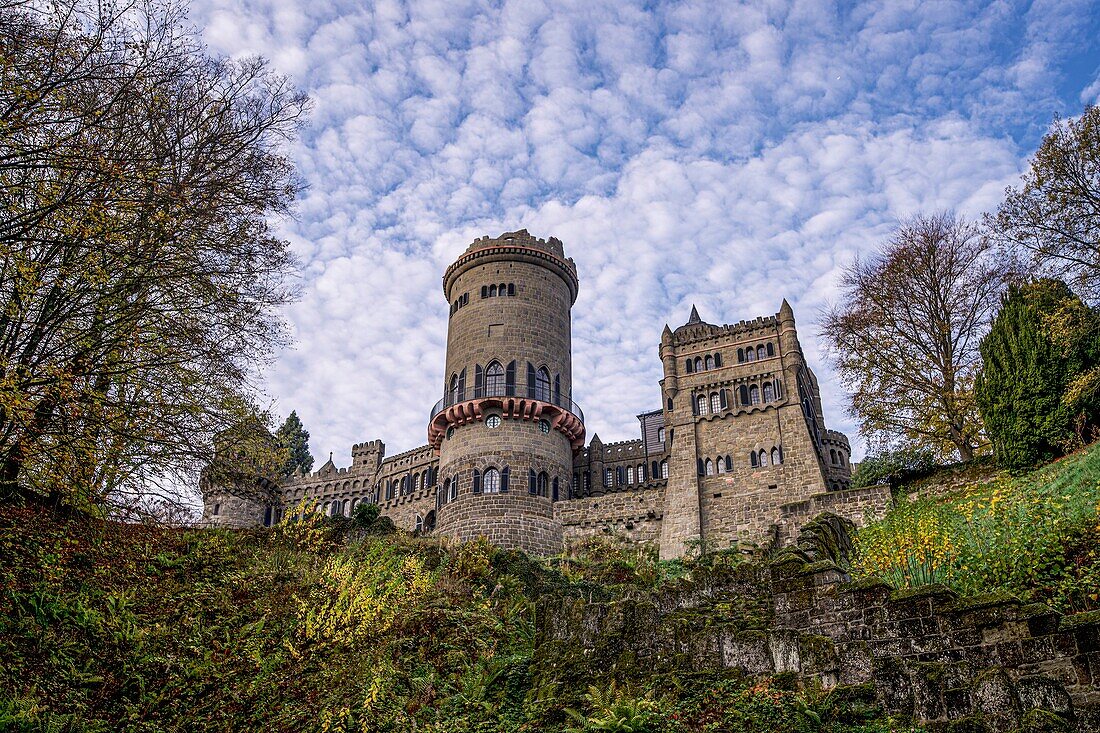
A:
[850, 447, 936, 489]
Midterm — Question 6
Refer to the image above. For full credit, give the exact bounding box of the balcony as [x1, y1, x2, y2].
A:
[428, 382, 586, 451]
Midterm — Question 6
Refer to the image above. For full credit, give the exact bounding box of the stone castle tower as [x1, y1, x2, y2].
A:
[200, 229, 881, 559]
[427, 231, 585, 554]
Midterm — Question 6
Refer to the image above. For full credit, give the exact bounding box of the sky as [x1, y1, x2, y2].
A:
[187, 0, 1100, 468]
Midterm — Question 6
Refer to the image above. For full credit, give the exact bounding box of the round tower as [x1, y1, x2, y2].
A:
[428, 230, 584, 555]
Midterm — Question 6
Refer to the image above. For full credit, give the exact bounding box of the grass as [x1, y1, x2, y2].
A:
[0, 506, 919, 732]
[853, 441, 1100, 613]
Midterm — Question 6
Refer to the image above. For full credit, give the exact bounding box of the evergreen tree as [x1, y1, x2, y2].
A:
[276, 412, 314, 477]
[976, 281, 1079, 469]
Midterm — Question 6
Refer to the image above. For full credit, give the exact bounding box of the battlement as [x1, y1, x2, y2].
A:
[467, 229, 566, 259]
[670, 312, 781, 347]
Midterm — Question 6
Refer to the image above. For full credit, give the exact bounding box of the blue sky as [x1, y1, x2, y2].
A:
[189, 0, 1100, 466]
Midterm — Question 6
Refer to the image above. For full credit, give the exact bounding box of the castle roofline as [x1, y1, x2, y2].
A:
[443, 230, 579, 304]
[670, 303, 791, 346]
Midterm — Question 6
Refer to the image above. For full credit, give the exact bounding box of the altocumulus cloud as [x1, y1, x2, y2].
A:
[187, 0, 1100, 466]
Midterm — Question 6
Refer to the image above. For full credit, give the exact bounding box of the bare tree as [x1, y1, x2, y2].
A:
[991, 106, 1100, 301]
[821, 214, 1015, 462]
[0, 0, 309, 513]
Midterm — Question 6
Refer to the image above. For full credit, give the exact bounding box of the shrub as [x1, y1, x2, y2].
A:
[850, 448, 936, 489]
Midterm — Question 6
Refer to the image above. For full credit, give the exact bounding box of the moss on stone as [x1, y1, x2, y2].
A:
[1057, 608, 1100, 631]
[889, 583, 957, 603]
[1018, 708, 1072, 732]
[839, 575, 892, 593]
[950, 590, 1020, 613]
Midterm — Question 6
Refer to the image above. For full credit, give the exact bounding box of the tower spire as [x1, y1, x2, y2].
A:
[687, 304, 701, 324]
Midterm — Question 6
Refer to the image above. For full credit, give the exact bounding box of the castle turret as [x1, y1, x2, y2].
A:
[428, 230, 584, 555]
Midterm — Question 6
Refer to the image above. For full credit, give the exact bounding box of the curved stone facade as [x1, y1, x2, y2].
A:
[433, 231, 581, 555]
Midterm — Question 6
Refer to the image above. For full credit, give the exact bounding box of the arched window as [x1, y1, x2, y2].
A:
[415, 514, 423, 533]
[720, 389, 729, 410]
[472, 469, 481, 494]
[750, 452, 759, 468]
[685, 358, 694, 373]
[616, 466, 625, 485]
[424, 510, 436, 532]
[651, 460, 660, 479]
[705, 459, 714, 476]
[725, 455, 733, 472]
[759, 449, 769, 467]
[657, 427, 666, 444]
[627, 466, 635, 484]
[485, 361, 505, 396]
[772, 447, 782, 465]
[499, 282, 506, 295]
[538, 471, 549, 497]
[449, 476, 458, 501]
[508, 283, 515, 296]
[694, 357, 703, 372]
[449, 373, 459, 404]
[749, 385, 760, 405]
[638, 463, 646, 481]
[714, 353, 722, 367]
[737, 348, 744, 362]
[763, 383, 774, 402]
[746, 348, 756, 362]
[414, 474, 421, 491]
[766, 342, 775, 357]
[740, 385, 749, 405]
[489, 284, 497, 297]
[264, 506, 273, 526]
[484, 467, 500, 494]
[343, 499, 350, 516]
[535, 367, 552, 401]
[830, 449, 838, 464]
[716, 458, 725, 474]
[666, 397, 674, 411]
[705, 355, 714, 370]
[661, 460, 669, 478]
[696, 395, 707, 415]
[756, 345, 765, 360]
[710, 392, 721, 413]
[501, 466, 510, 492]
[697, 458, 705, 476]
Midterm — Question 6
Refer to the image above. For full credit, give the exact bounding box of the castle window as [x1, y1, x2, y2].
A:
[506, 361, 516, 395]
[481, 285, 487, 298]
[501, 466, 510, 492]
[486, 415, 501, 428]
[415, 514, 423, 533]
[414, 474, 421, 491]
[745, 348, 756, 362]
[737, 348, 744, 362]
[666, 397, 673, 412]
[538, 471, 549, 497]
[448, 477, 457, 502]
[535, 367, 552, 401]
[763, 383, 774, 402]
[772, 447, 782, 465]
[573, 472, 579, 492]
[508, 283, 515, 296]
[485, 361, 505, 396]
[697, 458, 704, 476]
[694, 356, 703, 372]
[604, 469, 612, 487]
[498, 282, 506, 295]
[472, 469, 481, 494]
[739, 385, 749, 405]
[725, 455, 733, 472]
[714, 353, 722, 367]
[716, 458, 725, 474]
[756, 345, 765, 360]
[749, 385, 760, 405]
[705, 459, 714, 476]
[539, 419, 550, 434]
[710, 392, 721, 413]
[458, 369, 466, 401]
[530, 469, 538, 494]
[342, 499, 350, 516]
[696, 395, 707, 415]
[685, 358, 694, 373]
[484, 467, 501, 494]
[661, 460, 669, 478]
[651, 460, 660, 479]
[446, 426, 455, 440]
[627, 466, 635, 484]
[449, 374, 459, 404]
[759, 449, 769, 467]
[584, 471, 591, 491]
[830, 449, 838, 465]
[657, 427, 666, 444]
[705, 355, 714, 370]
[616, 466, 625, 485]
[489, 284, 498, 297]
[720, 389, 729, 410]
[767, 342, 775, 357]
[750, 452, 758, 468]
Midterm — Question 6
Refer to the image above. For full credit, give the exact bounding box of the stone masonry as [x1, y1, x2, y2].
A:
[201, 229, 878, 558]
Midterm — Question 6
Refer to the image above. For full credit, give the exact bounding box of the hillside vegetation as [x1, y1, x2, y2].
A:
[853, 441, 1100, 613]
[0, 509, 917, 733]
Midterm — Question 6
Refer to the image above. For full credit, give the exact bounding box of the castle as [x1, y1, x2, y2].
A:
[201, 230, 891, 558]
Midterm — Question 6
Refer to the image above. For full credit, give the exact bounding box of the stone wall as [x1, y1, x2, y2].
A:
[536, 554, 1100, 731]
[436, 492, 563, 556]
[555, 486, 665, 545]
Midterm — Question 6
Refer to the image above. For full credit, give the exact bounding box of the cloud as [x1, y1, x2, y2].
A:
[184, 0, 1099, 470]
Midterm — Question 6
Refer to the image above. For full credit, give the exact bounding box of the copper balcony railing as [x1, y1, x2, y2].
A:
[429, 382, 584, 424]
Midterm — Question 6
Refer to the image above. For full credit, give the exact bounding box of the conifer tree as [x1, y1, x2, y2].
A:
[276, 412, 314, 477]
[975, 282, 1073, 469]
